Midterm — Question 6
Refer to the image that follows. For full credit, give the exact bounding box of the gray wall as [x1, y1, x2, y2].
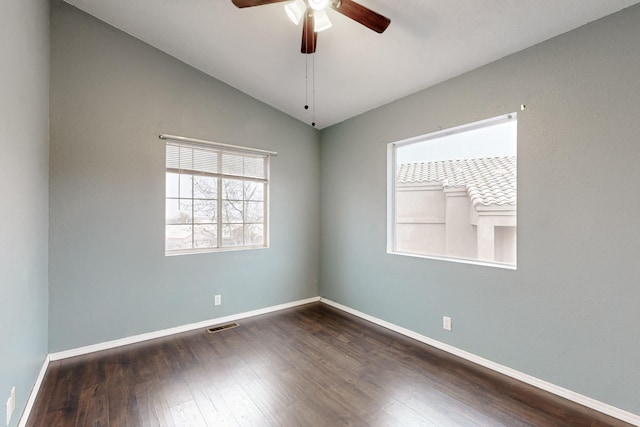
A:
[0, 0, 50, 425]
[49, 0, 320, 352]
[41, 0, 640, 418]
[319, 5, 640, 415]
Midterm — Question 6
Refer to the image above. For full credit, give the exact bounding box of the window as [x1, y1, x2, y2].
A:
[388, 113, 517, 268]
[164, 137, 273, 255]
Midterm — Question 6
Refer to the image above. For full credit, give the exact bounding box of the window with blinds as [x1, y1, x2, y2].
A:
[165, 141, 270, 254]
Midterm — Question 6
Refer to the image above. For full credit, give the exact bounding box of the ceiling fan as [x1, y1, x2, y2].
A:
[231, 0, 391, 54]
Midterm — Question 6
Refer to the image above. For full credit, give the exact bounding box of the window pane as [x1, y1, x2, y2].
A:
[244, 181, 264, 201]
[177, 199, 193, 223]
[179, 174, 193, 198]
[165, 225, 193, 251]
[244, 224, 264, 246]
[244, 201, 264, 223]
[166, 199, 180, 224]
[166, 172, 179, 198]
[194, 200, 217, 223]
[222, 201, 243, 223]
[166, 199, 192, 224]
[194, 175, 217, 199]
[194, 224, 217, 248]
[222, 224, 243, 247]
[222, 179, 243, 201]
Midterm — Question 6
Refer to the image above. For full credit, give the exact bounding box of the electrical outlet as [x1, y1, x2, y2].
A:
[442, 316, 452, 331]
[214, 294, 221, 306]
[6, 386, 15, 426]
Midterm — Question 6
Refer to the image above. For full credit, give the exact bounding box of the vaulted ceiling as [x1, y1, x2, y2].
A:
[63, 0, 640, 129]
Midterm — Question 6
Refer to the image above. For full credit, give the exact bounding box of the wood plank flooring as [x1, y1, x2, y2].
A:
[27, 302, 631, 426]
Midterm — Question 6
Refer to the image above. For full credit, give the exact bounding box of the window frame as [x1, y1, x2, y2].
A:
[163, 135, 275, 256]
[387, 113, 517, 270]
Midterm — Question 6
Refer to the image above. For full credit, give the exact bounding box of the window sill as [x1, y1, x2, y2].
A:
[387, 250, 517, 270]
[166, 245, 269, 256]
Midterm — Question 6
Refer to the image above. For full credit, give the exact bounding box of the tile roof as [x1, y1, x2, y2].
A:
[397, 156, 516, 207]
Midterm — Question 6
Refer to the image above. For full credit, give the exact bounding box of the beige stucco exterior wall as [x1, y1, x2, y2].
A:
[396, 182, 515, 265]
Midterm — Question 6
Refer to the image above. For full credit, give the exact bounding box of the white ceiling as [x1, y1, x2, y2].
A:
[64, 0, 639, 129]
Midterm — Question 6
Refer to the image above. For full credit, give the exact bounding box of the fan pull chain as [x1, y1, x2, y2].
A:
[311, 53, 316, 127]
[304, 53, 309, 111]
[303, 51, 315, 127]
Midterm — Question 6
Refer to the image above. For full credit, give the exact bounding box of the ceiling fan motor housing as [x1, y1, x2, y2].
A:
[309, 0, 329, 11]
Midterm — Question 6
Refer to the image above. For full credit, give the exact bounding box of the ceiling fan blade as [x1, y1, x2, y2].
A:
[301, 9, 317, 54]
[231, 0, 289, 8]
[330, 0, 390, 33]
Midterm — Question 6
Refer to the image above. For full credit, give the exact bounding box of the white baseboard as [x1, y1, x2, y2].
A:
[25, 296, 640, 426]
[18, 354, 50, 427]
[49, 296, 320, 361]
[320, 298, 640, 426]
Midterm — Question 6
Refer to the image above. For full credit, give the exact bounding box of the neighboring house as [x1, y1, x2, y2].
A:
[396, 156, 517, 265]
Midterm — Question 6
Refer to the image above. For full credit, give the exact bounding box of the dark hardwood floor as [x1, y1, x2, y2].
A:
[27, 302, 630, 426]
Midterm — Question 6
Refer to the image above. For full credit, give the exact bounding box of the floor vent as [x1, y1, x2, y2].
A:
[207, 322, 239, 334]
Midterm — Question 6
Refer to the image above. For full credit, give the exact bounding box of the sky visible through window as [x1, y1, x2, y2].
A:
[397, 120, 517, 163]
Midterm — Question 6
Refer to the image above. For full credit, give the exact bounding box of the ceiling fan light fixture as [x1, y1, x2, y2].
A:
[309, 0, 329, 11]
[284, 0, 305, 25]
[314, 9, 332, 32]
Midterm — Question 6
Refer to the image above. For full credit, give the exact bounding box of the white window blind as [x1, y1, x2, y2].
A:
[164, 136, 272, 255]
